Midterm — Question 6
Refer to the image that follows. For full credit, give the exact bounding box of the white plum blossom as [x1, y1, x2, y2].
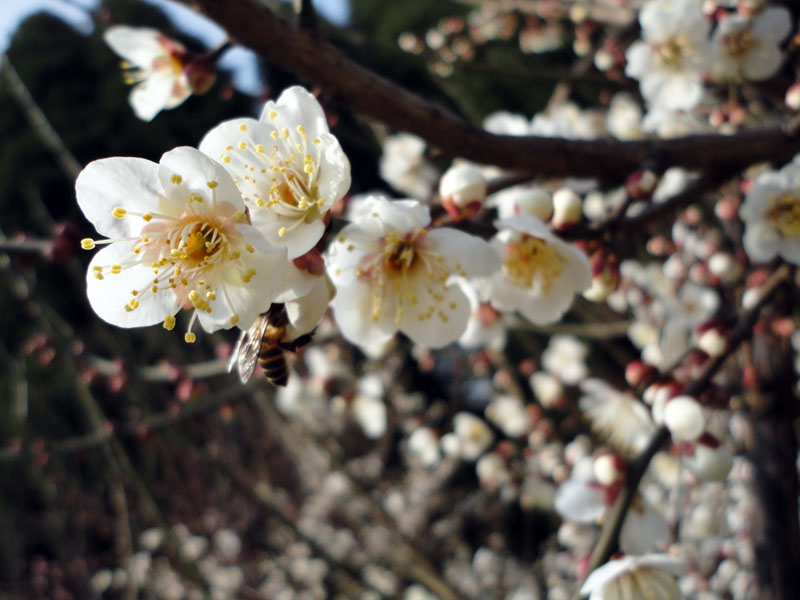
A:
[740, 156, 800, 264]
[579, 379, 657, 455]
[709, 7, 792, 82]
[625, 0, 711, 110]
[326, 196, 500, 349]
[442, 412, 495, 461]
[485, 216, 592, 325]
[77, 147, 288, 341]
[104, 26, 199, 121]
[542, 335, 589, 385]
[580, 554, 685, 600]
[490, 185, 554, 222]
[379, 133, 438, 199]
[606, 93, 645, 140]
[199, 86, 351, 259]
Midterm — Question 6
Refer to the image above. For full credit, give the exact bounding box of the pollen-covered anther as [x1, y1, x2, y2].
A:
[81, 238, 96, 250]
[112, 207, 127, 218]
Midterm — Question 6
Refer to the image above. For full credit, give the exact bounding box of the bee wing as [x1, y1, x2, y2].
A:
[232, 315, 270, 384]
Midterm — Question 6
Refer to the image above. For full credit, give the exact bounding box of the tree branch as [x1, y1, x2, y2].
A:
[174, 0, 800, 179]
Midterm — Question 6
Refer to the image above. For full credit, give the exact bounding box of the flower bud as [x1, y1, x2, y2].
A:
[708, 251, 741, 283]
[786, 81, 800, 111]
[697, 325, 727, 357]
[625, 169, 658, 200]
[593, 453, 626, 486]
[552, 188, 583, 227]
[439, 164, 487, 220]
[514, 187, 553, 221]
[625, 360, 656, 387]
[662, 395, 706, 442]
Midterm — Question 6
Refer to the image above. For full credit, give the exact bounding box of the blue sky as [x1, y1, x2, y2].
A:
[1, 0, 351, 96]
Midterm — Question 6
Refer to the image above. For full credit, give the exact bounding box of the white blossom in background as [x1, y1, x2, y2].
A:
[485, 216, 591, 325]
[77, 147, 288, 341]
[580, 554, 684, 600]
[406, 426, 441, 467]
[200, 86, 351, 258]
[709, 6, 792, 82]
[379, 133, 439, 199]
[542, 335, 589, 385]
[531, 102, 604, 139]
[740, 156, 800, 264]
[660, 395, 707, 442]
[642, 107, 711, 138]
[441, 412, 494, 461]
[485, 394, 531, 437]
[555, 457, 670, 555]
[104, 26, 201, 121]
[326, 196, 500, 349]
[579, 379, 657, 454]
[625, 0, 711, 110]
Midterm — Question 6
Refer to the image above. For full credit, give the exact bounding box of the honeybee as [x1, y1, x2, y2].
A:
[229, 303, 315, 386]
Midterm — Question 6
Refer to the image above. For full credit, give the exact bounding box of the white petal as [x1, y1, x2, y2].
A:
[197, 246, 288, 332]
[554, 478, 606, 523]
[619, 500, 670, 554]
[743, 221, 779, 263]
[103, 26, 165, 67]
[262, 86, 330, 141]
[86, 242, 173, 328]
[368, 197, 431, 232]
[742, 45, 783, 81]
[129, 73, 175, 121]
[272, 260, 318, 302]
[158, 147, 243, 212]
[778, 235, 800, 265]
[331, 281, 396, 349]
[76, 157, 165, 238]
[425, 228, 501, 278]
[285, 275, 334, 337]
[398, 281, 471, 348]
[250, 210, 326, 259]
[315, 133, 352, 209]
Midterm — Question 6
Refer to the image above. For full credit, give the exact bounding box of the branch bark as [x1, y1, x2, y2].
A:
[175, 0, 800, 179]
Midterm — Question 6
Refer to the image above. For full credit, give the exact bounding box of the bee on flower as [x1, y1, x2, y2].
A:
[199, 86, 351, 259]
[77, 146, 290, 342]
[326, 195, 500, 349]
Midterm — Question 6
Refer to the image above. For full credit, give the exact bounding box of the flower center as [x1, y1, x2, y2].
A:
[385, 240, 418, 273]
[656, 38, 683, 66]
[723, 28, 754, 58]
[768, 192, 800, 237]
[504, 235, 565, 293]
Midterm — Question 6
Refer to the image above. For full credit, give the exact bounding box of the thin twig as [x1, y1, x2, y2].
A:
[1, 54, 82, 179]
[573, 264, 793, 598]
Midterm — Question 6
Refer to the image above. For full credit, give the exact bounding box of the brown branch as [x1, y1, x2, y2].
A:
[574, 264, 793, 598]
[175, 0, 800, 179]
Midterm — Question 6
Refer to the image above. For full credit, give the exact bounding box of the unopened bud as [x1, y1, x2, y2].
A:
[697, 326, 727, 357]
[593, 453, 625, 486]
[787, 82, 800, 111]
[625, 169, 658, 200]
[514, 187, 553, 221]
[663, 395, 706, 442]
[625, 360, 655, 387]
[593, 48, 614, 72]
[439, 164, 487, 220]
[708, 251, 741, 283]
[552, 188, 583, 227]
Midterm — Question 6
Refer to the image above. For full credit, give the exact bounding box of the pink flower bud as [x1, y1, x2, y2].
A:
[625, 170, 658, 200]
[787, 82, 800, 111]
